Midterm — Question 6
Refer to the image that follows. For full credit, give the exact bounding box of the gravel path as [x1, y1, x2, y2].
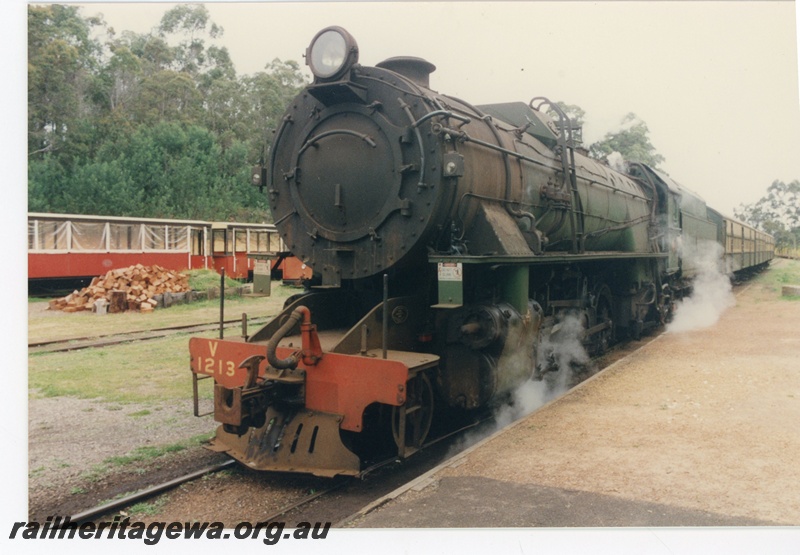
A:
[416, 265, 800, 525]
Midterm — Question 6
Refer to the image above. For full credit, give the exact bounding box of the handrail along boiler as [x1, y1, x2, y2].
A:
[189, 27, 774, 476]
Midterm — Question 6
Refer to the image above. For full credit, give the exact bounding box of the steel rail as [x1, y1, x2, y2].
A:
[258, 479, 351, 522]
[29, 317, 270, 353]
[67, 460, 237, 524]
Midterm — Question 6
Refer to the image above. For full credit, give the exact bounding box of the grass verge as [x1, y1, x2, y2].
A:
[185, 269, 243, 291]
[104, 433, 213, 467]
[754, 259, 800, 298]
[29, 332, 217, 404]
[77, 433, 214, 488]
[28, 282, 295, 344]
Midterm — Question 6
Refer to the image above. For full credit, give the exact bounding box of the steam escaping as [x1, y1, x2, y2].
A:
[606, 151, 627, 173]
[487, 312, 593, 433]
[667, 239, 735, 333]
[444, 311, 594, 458]
[536, 312, 592, 390]
[492, 378, 550, 430]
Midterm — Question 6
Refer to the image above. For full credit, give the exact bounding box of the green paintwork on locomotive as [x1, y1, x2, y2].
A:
[479, 102, 653, 256]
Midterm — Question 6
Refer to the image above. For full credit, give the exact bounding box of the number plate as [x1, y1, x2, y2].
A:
[189, 338, 267, 389]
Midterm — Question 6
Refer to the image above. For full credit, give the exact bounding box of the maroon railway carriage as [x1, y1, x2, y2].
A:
[27, 213, 296, 292]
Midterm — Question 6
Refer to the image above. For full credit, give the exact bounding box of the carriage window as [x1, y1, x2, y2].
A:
[35, 220, 69, 250]
[270, 233, 282, 252]
[191, 228, 204, 255]
[143, 224, 166, 250]
[166, 225, 188, 251]
[28, 220, 36, 250]
[250, 231, 268, 254]
[70, 221, 106, 250]
[212, 229, 228, 254]
[109, 223, 142, 250]
[235, 229, 248, 253]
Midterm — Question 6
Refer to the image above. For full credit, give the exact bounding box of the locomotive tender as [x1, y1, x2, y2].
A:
[190, 27, 774, 476]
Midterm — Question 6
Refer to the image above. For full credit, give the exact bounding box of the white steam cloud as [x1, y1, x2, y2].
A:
[606, 151, 627, 173]
[667, 239, 735, 333]
[536, 312, 592, 389]
[492, 378, 550, 430]
[481, 313, 593, 454]
[446, 313, 592, 457]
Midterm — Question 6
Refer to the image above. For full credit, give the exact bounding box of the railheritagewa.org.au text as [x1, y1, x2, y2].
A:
[9, 516, 331, 545]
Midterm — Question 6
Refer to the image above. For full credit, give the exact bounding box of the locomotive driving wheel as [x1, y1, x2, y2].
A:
[592, 284, 615, 356]
[392, 372, 434, 458]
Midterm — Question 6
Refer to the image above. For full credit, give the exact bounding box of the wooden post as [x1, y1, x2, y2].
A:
[109, 290, 127, 313]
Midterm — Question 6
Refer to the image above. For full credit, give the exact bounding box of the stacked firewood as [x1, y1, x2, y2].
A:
[48, 264, 190, 313]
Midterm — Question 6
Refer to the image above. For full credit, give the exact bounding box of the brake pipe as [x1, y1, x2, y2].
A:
[266, 306, 311, 370]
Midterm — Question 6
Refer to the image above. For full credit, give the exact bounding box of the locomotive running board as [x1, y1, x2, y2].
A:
[209, 406, 360, 478]
[430, 251, 668, 265]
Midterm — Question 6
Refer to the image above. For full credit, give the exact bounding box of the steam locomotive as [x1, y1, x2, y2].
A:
[189, 26, 774, 476]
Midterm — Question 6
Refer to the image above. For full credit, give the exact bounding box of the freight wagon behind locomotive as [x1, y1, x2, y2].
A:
[190, 27, 773, 477]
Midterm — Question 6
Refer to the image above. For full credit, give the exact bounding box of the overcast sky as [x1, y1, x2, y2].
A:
[65, 1, 800, 218]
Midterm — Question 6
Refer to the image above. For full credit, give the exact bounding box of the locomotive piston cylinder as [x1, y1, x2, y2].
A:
[459, 304, 512, 350]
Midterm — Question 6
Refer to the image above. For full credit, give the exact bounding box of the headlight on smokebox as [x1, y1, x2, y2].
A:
[307, 26, 359, 81]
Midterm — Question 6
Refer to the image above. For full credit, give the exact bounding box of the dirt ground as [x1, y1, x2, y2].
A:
[25, 287, 296, 519]
[432, 263, 800, 525]
[27, 396, 217, 518]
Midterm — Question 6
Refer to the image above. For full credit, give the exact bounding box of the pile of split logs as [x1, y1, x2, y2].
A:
[48, 264, 190, 313]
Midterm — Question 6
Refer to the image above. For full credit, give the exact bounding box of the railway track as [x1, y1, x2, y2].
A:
[65, 453, 412, 525]
[28, 316, 271, 354]
[67, 415, 491, 525]
[68, 460, 238, 523]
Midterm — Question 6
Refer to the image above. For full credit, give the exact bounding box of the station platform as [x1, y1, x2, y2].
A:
[344, 262, 800, 528]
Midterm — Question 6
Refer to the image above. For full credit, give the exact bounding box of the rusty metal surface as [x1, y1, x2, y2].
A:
[392, 371, 434, 458]
[213, 384, 246, 426]
[212, 409, 360, 477]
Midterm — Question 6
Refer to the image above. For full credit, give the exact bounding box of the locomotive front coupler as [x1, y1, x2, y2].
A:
[214, 354, 305, 436]
[213, 306, 323, 436]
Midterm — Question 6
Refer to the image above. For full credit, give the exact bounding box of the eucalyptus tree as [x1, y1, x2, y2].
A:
[28, 4, 104, 162]
[735, 179, 800, 252]
[589, 112, 665, 169]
